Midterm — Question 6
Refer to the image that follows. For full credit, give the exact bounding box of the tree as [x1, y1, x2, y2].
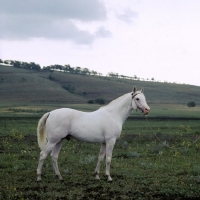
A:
[91, 70, 97, 76]
[30, 62, 41, 70]
[43, 66, 51, 71]
[108, 72, 119, 78]
[82, 68, 90, 75]
[64, 64, 72, 73]
[95, 98, 105, 105]
[87, 100, 94, 104]
[75, 67, 81, 74]
[13, 61, 21, 68]
[187, 101, 196, 107]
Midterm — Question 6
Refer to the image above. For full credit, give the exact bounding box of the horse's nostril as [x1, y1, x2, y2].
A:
[145, 108, 150, 112]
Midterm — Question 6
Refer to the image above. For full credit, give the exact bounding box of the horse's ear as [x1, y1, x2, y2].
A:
[132, 87, 137, 93]
[141, 88, 144, 93]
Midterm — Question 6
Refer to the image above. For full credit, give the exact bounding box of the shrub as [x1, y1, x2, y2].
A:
[95, 98, 105, 105]
[48, 75, 55, 81]
[187, 101, 196, 107]
[87, 100, 94, 104]
[62, 85, 75, 93]
[87, 98, 105, 105]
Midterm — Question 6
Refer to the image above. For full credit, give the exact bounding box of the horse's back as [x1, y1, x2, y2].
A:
[47, 108, 99, 123]
[46, 108, 82, 129]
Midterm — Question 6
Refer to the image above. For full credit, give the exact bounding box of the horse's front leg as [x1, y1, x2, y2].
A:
[105, 139, 116, 181]
[95, 143, 106, 180]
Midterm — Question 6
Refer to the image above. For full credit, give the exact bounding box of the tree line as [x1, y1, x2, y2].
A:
[0, 59, 155, 81]
[0, 59, 102, 76]
[107, 72, 155, 81]
[43, 64, 102, 76]
[0, 59, 41, 71]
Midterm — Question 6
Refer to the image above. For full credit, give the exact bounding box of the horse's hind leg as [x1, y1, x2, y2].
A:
[51, 140, 63, 181]
[37, 142, 55, 181]
[95, 143, 106, 180]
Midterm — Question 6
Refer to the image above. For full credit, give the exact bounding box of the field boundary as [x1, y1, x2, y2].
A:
[129, 116, 200, 120]
[1, 116, 200, 120]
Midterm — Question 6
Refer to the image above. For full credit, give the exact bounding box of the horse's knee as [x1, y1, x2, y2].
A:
[51, 155, 58, 163]
[39, 151, 48, 160]
[99, 154, 104, 161]
[106, 156, 112, 163]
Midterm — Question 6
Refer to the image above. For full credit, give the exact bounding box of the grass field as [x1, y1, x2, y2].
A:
[1, 103, 200, 119]
[1, 116, 200, 199]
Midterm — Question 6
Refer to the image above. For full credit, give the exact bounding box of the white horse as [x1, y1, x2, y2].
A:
[36, 87, 150, 181]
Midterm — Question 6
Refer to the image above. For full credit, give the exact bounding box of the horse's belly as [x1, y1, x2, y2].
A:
[71, 131, 105, 143]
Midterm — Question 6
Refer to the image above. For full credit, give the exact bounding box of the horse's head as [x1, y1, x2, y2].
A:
[131, 87, 150, 115]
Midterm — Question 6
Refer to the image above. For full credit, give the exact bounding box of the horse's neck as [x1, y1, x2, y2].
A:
[106, 93, 133, 124]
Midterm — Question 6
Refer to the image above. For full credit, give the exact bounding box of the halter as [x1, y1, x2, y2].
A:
[131, 92, 141, 99]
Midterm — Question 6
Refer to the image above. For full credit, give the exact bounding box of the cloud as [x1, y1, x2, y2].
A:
[0, 0, 111, 43]
[0, 0, 106, 21]
[95, 27, 112, 38]
[117, 9, 138, 23]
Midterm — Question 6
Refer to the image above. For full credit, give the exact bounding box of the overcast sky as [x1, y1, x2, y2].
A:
[1, 0, 200, 86]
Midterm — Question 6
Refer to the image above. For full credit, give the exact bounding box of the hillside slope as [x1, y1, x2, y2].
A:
[0, 65, 200, 105]
[0, 65, 86, 104]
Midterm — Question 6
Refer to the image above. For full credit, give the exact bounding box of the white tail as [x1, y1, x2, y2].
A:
[37, 112, 50, 150]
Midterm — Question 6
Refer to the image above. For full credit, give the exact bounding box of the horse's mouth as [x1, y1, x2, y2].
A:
[137, 107, 144, 113]
[138, 107, 149, 115]
[143, 109, 150, 115]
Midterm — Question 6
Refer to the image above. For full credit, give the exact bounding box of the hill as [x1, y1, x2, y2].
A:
[1, 64, 200, 107]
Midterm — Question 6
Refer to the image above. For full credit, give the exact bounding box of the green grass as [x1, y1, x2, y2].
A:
[1, 117, 200, 199]
[0, 104, 102, 117]
[1, 102, 200, 119]
[143, 104, 200, 118]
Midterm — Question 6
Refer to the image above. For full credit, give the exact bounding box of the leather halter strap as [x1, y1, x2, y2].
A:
[132, 92, 141, 99]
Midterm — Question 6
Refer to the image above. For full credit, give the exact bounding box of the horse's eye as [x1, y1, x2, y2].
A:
[136, 98, 139, 101]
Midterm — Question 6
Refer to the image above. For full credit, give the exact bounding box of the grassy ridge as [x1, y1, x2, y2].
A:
[0, 65, 86, 104]
[1, 64, 200, 106]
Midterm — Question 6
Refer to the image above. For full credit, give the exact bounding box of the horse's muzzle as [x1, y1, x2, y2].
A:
[143, 107, 150, 115]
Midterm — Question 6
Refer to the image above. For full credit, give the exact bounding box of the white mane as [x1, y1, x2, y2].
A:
[100, 93, 130, 109]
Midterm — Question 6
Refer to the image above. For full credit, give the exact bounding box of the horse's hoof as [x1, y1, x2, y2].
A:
[36, 178, 42, 182]
[107, 176, 112, 182]
[56, 175, 64, 181]
[59, 177, 64, 181]
[95, 175, 100, 180]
